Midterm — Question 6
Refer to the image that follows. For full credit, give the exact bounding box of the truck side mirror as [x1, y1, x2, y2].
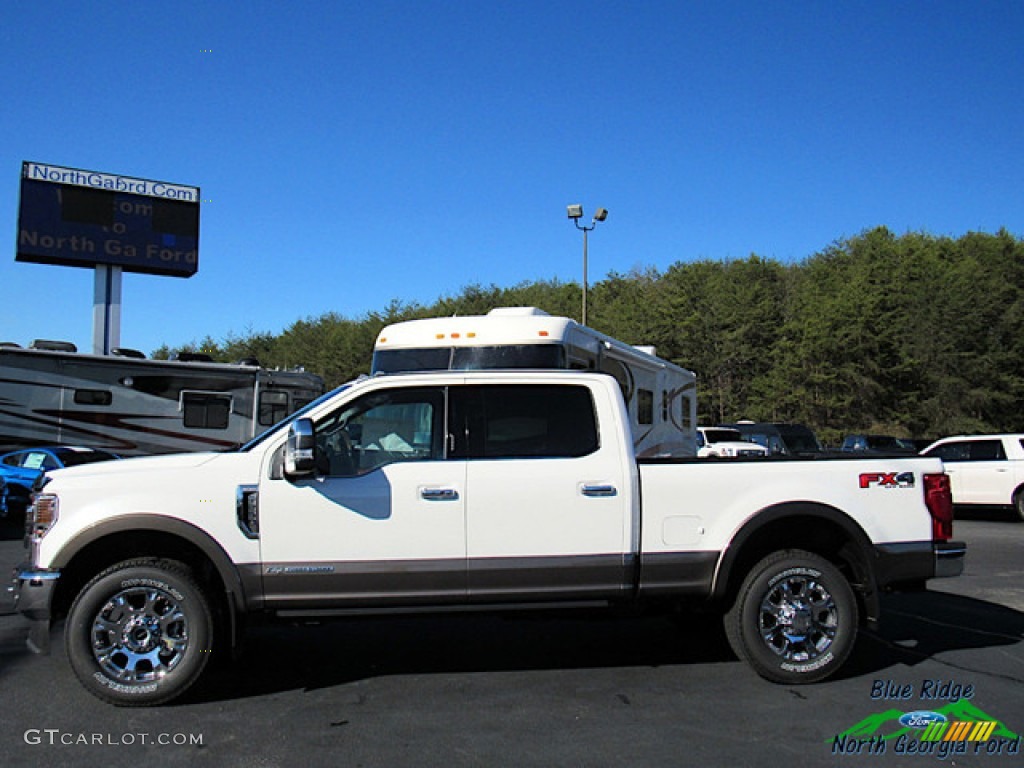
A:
[285, 418, 317, 476]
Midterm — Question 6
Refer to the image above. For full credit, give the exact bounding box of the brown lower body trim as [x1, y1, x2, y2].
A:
[636, 551, 720, 596]
[254, 554, 633, 612]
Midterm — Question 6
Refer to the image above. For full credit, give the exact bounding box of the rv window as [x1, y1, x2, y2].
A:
[598, 357, 633, 403]
[450, 345, 565, 370]
[74, 389, 113, 406]
[182, 392, 232, 429]
[681, 395, 694, 430]
[372, 348, 452, 373]
[372, 345, 566, 374]
[259, 391, 289, 426]
[638, 389, 654, 425]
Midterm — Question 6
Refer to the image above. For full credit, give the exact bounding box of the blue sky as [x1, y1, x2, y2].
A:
[2, 2, 1022, 355]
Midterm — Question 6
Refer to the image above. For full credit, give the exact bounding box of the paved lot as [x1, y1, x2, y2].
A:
[0, 514, 1020, 767]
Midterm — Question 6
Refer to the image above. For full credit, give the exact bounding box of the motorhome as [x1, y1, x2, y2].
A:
[372, 307, 697, 457]
[0, 341, 323, 456]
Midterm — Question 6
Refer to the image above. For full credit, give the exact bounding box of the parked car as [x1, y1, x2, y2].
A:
[840, 434, 918, 454]
[719, 422, 823, 456]
[0, 446, 120, 518]
[920, 434, 1024, 520]
[696, 427, 769, 458]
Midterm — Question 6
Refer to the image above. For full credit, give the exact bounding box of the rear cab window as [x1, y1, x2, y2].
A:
[450, 384, 599, 460]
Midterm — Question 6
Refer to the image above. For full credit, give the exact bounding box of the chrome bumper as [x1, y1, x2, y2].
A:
[934, 540, 966, 579]
[10, 565, 60, 654]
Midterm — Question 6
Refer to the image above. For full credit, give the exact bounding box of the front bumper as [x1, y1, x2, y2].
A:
[10, 564, 60, 654]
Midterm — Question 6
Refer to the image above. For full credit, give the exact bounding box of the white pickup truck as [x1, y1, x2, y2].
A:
[696, 427, 770, 458]
[922, 433, 1024, 520]
[13, 370, 965, 706]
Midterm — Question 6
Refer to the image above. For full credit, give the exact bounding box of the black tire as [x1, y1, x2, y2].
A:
[724, 549, 858, 684]
[65, 558, 214, 706]
[1013, 489, 1024, 522]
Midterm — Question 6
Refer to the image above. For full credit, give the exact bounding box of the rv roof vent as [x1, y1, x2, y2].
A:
[30, 339, 77, 353]
[486, 307, 550, 317]
[112, 347, 147, 359]
[237, 357, 261, 367]
[174, 352, 215, 363]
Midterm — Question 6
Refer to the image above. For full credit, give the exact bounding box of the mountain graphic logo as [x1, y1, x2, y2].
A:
[831, 700, 1019, 743]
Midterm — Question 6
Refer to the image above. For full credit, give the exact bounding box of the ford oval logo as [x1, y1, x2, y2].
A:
[899, 711, 948, 729]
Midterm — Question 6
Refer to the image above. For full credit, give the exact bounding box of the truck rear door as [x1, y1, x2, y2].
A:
[450, 382, 633, 601]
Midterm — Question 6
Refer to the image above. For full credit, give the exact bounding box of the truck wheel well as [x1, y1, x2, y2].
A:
[52, 530, 229, 624]
[715, 511, 875, 625]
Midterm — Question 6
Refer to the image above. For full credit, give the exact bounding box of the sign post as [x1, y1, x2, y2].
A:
[92, 265, 123, 355]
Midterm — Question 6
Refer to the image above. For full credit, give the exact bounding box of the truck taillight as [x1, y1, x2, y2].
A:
[924, 473, 953, 541]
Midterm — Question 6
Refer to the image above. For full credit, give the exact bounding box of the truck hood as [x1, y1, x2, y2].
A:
[49, 451, 227, 482]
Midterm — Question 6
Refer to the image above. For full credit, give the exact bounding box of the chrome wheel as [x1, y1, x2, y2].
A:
[758, 573, 838, 662]
[91, 586, 190, 682]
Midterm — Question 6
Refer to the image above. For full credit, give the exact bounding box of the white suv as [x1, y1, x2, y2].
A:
[921, 434, 1024, 520]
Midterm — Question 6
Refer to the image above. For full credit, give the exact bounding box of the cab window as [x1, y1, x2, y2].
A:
[450, 384, 599, 459]
[314, 387, 444, 476]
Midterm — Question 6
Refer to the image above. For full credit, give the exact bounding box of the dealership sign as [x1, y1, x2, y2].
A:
[16, 161, 200, 278]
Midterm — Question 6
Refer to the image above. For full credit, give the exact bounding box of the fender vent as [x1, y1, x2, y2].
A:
[236, 485, 259, 539]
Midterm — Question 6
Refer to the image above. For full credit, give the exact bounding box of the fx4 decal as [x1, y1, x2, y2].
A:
[859, 471, 916, 489]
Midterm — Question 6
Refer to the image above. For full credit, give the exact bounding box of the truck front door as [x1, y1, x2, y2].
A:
[257, 385, 467, 608]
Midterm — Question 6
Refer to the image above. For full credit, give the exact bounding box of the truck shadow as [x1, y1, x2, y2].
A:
[192, 590, 1023, 704]
[842, 590, 1024, 680]
[194, 609, 732, 703]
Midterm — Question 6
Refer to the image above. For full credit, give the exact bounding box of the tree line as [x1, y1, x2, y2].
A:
[156, 227, 1024, 445]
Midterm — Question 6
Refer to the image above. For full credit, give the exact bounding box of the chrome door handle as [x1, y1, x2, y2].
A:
[581, 484, 617, 497]
[420, 487, 459, 501]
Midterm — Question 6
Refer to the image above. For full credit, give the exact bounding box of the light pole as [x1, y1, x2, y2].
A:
[567, 204, 608, 327]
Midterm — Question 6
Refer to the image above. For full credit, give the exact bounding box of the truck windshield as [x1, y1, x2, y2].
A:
[703, 429, 745, 444]
[372, 345, 565, 373]
[777, 426, 823, 453]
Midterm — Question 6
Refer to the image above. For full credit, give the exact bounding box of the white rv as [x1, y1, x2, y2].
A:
[372, 307, 697, 457]
[0, 341, 323, 456]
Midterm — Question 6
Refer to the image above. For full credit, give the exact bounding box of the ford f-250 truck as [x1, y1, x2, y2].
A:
[12, 370, 965, 706]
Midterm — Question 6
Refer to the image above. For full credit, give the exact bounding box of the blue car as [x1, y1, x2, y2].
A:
[0, 446, 120, 518]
